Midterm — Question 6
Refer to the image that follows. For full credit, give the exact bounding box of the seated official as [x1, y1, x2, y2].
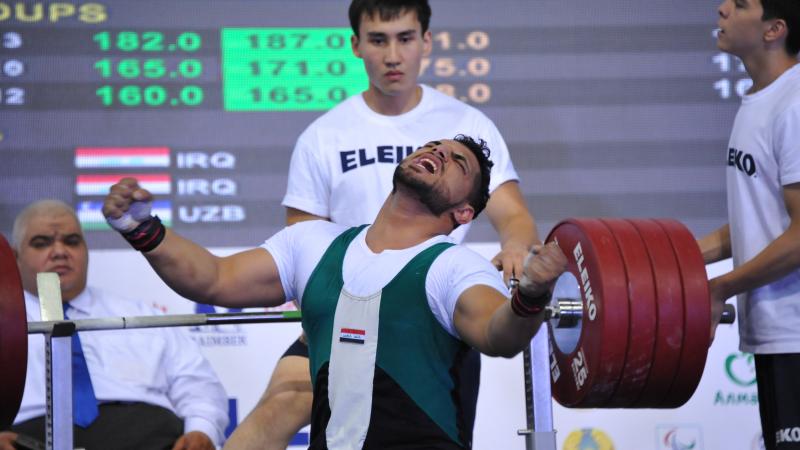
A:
[0, 200, 229, 450]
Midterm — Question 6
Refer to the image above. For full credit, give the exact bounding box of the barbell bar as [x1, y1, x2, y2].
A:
[27, 310, 302, 335]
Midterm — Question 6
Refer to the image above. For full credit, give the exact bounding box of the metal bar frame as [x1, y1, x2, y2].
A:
[45, 332, 72, 450]
[519, 326, 557, 450]
[32, 311, 302, 450]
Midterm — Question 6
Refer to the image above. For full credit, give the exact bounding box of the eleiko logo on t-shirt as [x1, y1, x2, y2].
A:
[339, 145, 416, 173]
[728, 147, 757, 177]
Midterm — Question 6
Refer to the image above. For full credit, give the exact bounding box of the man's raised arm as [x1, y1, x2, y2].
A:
[103, 178, 286, 309]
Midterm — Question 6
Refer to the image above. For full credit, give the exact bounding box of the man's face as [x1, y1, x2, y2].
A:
[394, 139, 480, 217]
[15, 211, 88, 303]
[351, 9, 432, 99]
[717, 0, 770, 57]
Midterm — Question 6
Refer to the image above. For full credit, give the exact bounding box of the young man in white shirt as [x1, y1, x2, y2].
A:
[699, 1, 800, 448]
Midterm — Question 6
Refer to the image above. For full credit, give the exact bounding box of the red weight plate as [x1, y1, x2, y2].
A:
[0, 233, 27, 429]
[656, 219, 711, 408]
[600, 219, 657, 407]
[546, 218, 629, 407]
[627, 219, 685, 408]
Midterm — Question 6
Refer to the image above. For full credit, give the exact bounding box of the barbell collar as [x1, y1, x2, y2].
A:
[545, 298, 582, 328]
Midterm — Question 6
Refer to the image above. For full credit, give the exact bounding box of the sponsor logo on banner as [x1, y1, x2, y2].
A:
[714, 352, 758, 406]
[562, 428, 614, 450]
[726, 352, 757, 386]
[656, 425, 703, 450]
[190, 304, 248, 347]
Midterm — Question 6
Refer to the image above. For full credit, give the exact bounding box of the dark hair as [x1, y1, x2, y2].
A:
[349, 0, 432, 37]
[453, 134, 493, 219]
[761, 0, 800, 55]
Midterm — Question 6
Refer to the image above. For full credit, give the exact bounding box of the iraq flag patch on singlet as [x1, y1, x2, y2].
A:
[339, 327, 366, 344]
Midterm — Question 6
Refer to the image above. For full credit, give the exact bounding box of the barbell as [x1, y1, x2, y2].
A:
[0, 217, 732, 430]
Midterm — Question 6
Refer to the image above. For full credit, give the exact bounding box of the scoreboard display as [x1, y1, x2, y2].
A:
[0, 1, 741, 248]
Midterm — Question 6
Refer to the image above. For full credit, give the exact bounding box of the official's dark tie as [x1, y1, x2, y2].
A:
[62, 303, 99, 427]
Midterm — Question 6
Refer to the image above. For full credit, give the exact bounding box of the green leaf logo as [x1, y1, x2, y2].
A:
[724, 352, 756, 387]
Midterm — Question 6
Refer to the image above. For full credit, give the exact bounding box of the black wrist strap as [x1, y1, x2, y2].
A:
[121, 216, 166, 252]
[510, 288, 551, 318]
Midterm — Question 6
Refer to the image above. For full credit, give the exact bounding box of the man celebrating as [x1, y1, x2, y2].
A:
[0, 200, 228, 450]
[102, 136, 565, 449]
[249, 0, 538, 446]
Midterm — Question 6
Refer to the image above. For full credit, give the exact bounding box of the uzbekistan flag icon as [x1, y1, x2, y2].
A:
[77, 200, 173, 230]
[339, 328, 365, 344]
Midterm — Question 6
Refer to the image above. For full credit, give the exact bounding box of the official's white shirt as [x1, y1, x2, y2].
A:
[17, 287, 229, 445]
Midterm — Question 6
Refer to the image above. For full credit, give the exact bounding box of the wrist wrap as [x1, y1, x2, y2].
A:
[510, 288, 551, 318]
[121, 215, 165, 252]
